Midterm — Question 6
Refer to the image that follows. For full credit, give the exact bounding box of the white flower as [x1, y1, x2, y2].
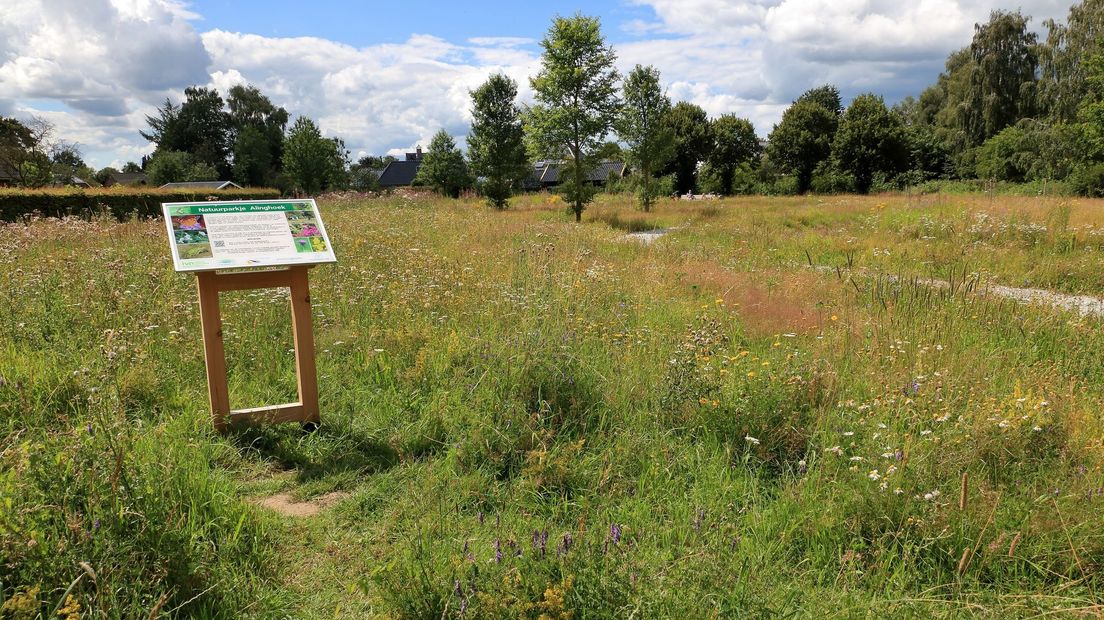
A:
[868, 470, 881, 481]
[842, 431, 854, 437]
[1032, 426, 1042, 432]
[826, 446, 843, 455]
[849, 456, 864, 462]
[920, 429, 932, 436]
[744, 435, 760, 445]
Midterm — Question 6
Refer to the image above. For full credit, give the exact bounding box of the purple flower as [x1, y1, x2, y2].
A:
[693, 509, 704, 531]
[558, 532, 573, 556]
[454, 580, 463, 597]
[610, 523, 622, 544]
[493, 539, 502, 563]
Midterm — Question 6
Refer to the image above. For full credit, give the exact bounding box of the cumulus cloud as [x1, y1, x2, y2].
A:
[0, 0, 1082, 166]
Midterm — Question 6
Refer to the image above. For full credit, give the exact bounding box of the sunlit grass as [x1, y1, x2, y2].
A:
[3, 191, 1104, 617]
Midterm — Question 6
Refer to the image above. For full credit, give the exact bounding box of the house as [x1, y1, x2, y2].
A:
[377, 147, 424, 188]
[103, 171, 148, 187]
[158, 181, 243, 191]
[525, 160, 627, 190]
[0, 162, 17, 187]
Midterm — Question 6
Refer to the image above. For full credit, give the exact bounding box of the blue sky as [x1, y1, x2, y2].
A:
[188, 0, 655, 46]
[0, 0, 1079, 169]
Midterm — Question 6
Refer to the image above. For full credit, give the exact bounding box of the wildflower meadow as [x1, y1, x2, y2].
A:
[2, 191, 1104, 617]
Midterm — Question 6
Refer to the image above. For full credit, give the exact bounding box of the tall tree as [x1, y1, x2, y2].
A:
[767, 86, 841, 193]
[966, 11, 1038, 144]
[227, 84, 288, 186]
[282, 117, 348, 195]
[1079, 54, 1104, 161]
[527, 13, 620, 222]
[832, 94, 909, 193]
[707, 115, 760, 195]
[797, 85, 843, 116]
[414, 129, 471, 198]
[616, 64, 674, 211]
[142, 87, 232, 177]
[1039, 0, 1104, 122]
[662, 102, 711, 195]
[0, 116, 53, 187]
[468, 74, 529, 209]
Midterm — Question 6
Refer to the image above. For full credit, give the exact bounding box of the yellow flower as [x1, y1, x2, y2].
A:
[831, 315, 839, 321]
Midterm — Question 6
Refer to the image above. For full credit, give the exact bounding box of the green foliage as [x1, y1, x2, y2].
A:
[228, 85, 289, 187]
[142, 87, 233, 177]
[832, 93, 909, 193]
[282, 117, 349, 195]
[661, 102, 712, 195]
[0, 116, 53, 188]
[967, 10, 1038, 143]
[1067, 163, 1104, 196]
[1038, 0, 1104, 122]
[0, 187, 280, 220]
[616, 65, 674, 211]
[1078, 54, 1104, 162]
[414, 130, 472, 199]
[468, 74, 529, 209]
[145, 150, 217, 186]
[767, 88, 840, 193]
[527, 13, 620, 222]
[809, 161, 856, 194]
[975, 120, 1080, 182]
[707, 115, 760, 195]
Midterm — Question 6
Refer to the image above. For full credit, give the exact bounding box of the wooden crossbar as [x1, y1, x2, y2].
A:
[196, 265, 320, 432]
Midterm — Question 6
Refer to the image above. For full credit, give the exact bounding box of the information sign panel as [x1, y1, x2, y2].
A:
[162, 199, 336, 272]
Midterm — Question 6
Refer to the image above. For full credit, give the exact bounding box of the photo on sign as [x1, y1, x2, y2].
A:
[175, 229, 210, 244]
[286, 211, 320, 238]
[179, 242, 213, 259]
[172, 214, 206, 230]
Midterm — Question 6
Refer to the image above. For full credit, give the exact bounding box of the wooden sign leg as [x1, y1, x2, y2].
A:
[288, 266, 321, 427]
[196, 271, 231, 431]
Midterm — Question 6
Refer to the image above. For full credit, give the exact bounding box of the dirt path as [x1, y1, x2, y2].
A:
[253, 491, 349, 517]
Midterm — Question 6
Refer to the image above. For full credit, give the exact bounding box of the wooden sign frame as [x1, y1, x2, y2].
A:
[196, 265, 320, 432]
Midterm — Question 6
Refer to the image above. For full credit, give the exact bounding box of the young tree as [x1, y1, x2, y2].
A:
[616, 64, 674, 211]
[527, 13, 620, 222]
[468, 73, 529, 209]
[707, 115, 760, 195]
[832, 94, 909, 193]
[414, 129, 471, 198]
[282, 117, 348, 195]
[662, 102, 712, 195]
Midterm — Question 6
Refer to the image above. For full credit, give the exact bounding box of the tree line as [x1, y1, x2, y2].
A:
[1, 1, 1100, 207]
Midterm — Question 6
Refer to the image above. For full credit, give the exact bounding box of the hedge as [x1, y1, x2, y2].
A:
[0, 187, 283, 221]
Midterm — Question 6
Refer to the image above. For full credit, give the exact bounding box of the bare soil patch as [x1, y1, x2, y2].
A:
[254, 491, 349, 517]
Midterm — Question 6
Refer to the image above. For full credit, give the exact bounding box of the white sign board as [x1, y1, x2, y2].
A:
[162, 199, 336, 272]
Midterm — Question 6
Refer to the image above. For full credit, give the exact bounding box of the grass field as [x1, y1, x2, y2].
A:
[3, 191, 1104, 618]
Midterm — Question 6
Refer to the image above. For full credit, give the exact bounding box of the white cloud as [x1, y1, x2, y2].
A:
[0, 0, 1082, 167]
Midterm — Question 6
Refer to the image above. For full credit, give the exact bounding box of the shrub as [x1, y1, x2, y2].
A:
[0, 187, 282, 221]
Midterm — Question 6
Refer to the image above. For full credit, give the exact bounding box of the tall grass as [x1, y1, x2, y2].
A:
[3, 192, 1104, 617]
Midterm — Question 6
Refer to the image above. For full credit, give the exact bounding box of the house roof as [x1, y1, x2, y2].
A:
[107, 172, 147, 185]
[536, 160, 626, 185]
[377, 160, 422, 187]
[158, 181, 243, 190]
